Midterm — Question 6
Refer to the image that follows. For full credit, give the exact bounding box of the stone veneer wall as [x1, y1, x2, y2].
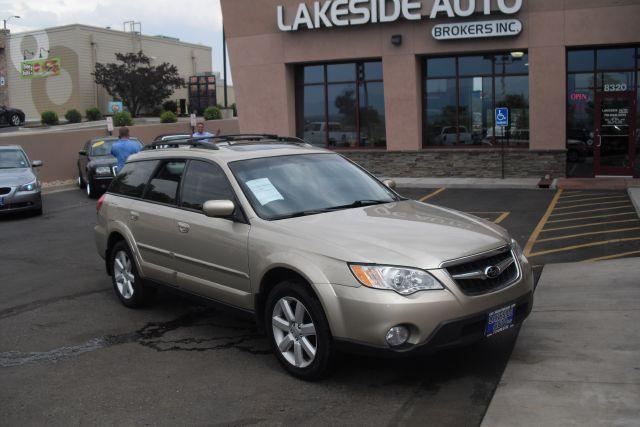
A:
[341, 149, 567, 179]
[0, 30, 7, 106]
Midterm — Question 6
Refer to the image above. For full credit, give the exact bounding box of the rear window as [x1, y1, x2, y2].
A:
[108, 160, 159, 198]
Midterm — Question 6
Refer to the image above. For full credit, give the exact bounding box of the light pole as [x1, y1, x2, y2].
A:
[2, 15, 20, 30]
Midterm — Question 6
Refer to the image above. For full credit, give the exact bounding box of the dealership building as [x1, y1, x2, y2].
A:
[221, 0, 640, 178]
[0, 24, 214, 121]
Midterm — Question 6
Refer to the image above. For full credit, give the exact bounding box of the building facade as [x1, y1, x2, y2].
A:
[221, 0, 640, 178]
[0, 30, 8, 106]
[5, 24, 212, 120]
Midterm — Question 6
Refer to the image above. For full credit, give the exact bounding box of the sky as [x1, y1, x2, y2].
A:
[0, 0, 231, 82]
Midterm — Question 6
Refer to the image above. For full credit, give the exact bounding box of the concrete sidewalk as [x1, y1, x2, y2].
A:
[482, 258, 640, 426]
[630, 187, 640, 218]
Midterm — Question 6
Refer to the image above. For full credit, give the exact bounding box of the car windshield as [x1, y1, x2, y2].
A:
[229, 153, 401, 220]
[90, 138, 141, 156]
[0, 149, 29, 169]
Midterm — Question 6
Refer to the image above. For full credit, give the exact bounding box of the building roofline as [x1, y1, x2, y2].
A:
[8, 23, 212, 51]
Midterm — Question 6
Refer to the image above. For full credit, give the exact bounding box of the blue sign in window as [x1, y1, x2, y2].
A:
[495, 108, 509, 127]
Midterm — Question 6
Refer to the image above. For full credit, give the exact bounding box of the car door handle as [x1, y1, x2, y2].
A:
[129, 211, 139, 222]
[177, 222, 190, 233]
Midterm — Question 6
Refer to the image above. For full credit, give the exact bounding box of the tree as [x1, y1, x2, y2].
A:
[93, 51, 185, 117]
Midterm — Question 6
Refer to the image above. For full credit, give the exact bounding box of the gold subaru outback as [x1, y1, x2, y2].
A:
[95, 134, 533, 380]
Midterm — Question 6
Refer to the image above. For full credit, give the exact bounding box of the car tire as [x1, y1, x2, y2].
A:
[77, 168, 84, 188]
[265, 280, 333, 381]
[33, 207, 43, 216]
[86, 178, 97, 199]
[110, 241, 153, 308]
[9, 114, 21, 127]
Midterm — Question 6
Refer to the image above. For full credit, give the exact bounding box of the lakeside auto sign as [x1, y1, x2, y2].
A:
[276, 0, 523, 40]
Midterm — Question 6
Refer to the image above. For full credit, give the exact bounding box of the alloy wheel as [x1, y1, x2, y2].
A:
[272, 297, 317, 368]
[113, 250, 135, 300]
[86, 182, 91, 197]
[10, 115, 20, 126]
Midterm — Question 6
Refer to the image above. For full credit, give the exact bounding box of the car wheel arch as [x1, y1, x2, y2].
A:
[255, 267, 325, 333]
[105, 228, 143, 277]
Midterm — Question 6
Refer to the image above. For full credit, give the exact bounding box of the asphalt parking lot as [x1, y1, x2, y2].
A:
[1, 187, 639, 425]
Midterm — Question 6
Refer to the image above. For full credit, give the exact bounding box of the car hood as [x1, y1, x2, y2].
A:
[0, 168, 36, 187]
[88, 156, 116, 168]
[265, 200, 511, 269]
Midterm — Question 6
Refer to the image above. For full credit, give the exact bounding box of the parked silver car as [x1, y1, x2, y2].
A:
[94, 135, 534, 380]
[0, 145, 43, 215]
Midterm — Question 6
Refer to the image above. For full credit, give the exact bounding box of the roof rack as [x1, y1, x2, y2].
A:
[143, 134, 311, 151]
[144, 136, 220, 151]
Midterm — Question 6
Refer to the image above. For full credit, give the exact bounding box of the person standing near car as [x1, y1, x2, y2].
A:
[192, 120, 221, 141]
[111, 127, 140, 174]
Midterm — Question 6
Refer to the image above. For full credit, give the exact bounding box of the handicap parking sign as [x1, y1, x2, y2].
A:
[495, 108, 509, 127]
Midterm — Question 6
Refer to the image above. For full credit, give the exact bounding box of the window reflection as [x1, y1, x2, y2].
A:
[296, 61, 386, 149]
[424, 53, 529, 147]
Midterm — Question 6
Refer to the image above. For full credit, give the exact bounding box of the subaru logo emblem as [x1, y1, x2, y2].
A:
[484, 265, 501, 279]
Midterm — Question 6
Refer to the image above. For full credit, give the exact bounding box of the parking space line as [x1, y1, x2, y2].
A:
[547, 211, 638, 223]
[494, 212, 510, 224]
[419, 188, 445, 202]
[556, 195, 628, 204]
[524, 189, 563, 256]
[542, 218, 640, 232]
[528, 237, 640, 258]
[535, 227, 640, 243]
[549, 205, 633, 217]
[553, 200, 631, 210]
[584, 250, 640, 262]
[559, 192, 620, 199]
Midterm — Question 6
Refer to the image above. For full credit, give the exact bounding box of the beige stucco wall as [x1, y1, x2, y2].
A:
[221, 0, 640, 152]
[0, 119, 239, 183]
[6, 24, 212, 121]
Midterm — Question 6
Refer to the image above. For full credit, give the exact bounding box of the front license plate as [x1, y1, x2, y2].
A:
[485, 304, 515, 337]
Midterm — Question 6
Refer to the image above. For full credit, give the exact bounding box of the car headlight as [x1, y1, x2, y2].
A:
[349, 264, 444, 295]
[95, 166, 112, 176]
[18, 179, 40, 192]
[511, 238, 524, 258]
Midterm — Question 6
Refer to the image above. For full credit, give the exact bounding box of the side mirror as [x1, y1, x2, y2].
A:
[382, 179, 396, 190]
[203, 200, 235, 218]
[32, 160, 43, 167]
[79, 150, 87, 156]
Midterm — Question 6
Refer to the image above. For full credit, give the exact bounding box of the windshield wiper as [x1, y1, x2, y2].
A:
[325, 199, 390, 211]
[273, 200, 393, 220]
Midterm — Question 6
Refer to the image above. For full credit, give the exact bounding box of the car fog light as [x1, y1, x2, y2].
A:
[385, 326, 409, 347]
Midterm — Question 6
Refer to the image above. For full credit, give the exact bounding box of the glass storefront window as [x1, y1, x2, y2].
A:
[424, 52, 529, 147]
[568, 50, 595, 72]
[597, 48, 636, 70]
[427, 57, 456, 78]
[359, 82, 386, 148]
[296, 61, 385, 149]
[567, 46, 639, 177]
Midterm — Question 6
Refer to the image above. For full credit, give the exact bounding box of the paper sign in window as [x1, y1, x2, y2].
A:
[246, 178, 284, 206]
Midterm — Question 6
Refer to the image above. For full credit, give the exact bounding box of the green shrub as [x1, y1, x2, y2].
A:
[162, 100, 178, 114]
[41, 111, 59, 126]
[113, 111, 133, 127]
[64, 109, 82, 123]
[86, 107, 102, 121]
[160, 110, 177, 123]
[203, 106, 222, 121]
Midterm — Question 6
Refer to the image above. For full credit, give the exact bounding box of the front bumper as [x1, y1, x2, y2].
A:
[0, 188, 42, 213]
[313, 254, 534, 354]
[91, 176, 114, 193]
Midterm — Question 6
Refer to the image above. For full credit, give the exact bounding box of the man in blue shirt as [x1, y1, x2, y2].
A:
[110, 127, 140, 174]
[192, 121, 220, 142]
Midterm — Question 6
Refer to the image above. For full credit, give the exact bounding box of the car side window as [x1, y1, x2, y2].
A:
[181, 160, 235, 211]
[109, 160, 159, 198]
[144, 160, 186, 205]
